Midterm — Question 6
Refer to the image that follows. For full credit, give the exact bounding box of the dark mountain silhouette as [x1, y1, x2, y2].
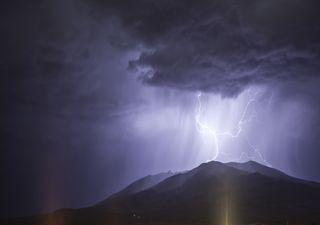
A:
[2, 161, 320, 225]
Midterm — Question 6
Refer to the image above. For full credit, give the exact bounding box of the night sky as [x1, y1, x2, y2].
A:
[1, 0, 320, 218]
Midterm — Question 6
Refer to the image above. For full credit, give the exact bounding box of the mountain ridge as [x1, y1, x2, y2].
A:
[2, 160, 320, 225]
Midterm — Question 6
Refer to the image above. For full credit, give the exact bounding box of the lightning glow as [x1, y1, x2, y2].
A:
[195, 90, 272, 166]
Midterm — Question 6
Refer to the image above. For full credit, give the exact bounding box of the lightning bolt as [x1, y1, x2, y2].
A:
[195, 92, 220, 160]
[195, 90, 272, 166]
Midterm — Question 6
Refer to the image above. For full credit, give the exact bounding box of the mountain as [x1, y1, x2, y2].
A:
[2, 161, 320, 225]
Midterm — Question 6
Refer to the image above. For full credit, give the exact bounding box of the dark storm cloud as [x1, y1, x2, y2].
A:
[0, 0, 133, 118]
[99, 0, 320, 96]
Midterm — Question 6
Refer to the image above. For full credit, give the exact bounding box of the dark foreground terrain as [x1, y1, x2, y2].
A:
[2, 161, 320, 225]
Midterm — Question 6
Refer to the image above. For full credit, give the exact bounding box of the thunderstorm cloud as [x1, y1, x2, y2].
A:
[100, 0, 320, 96]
